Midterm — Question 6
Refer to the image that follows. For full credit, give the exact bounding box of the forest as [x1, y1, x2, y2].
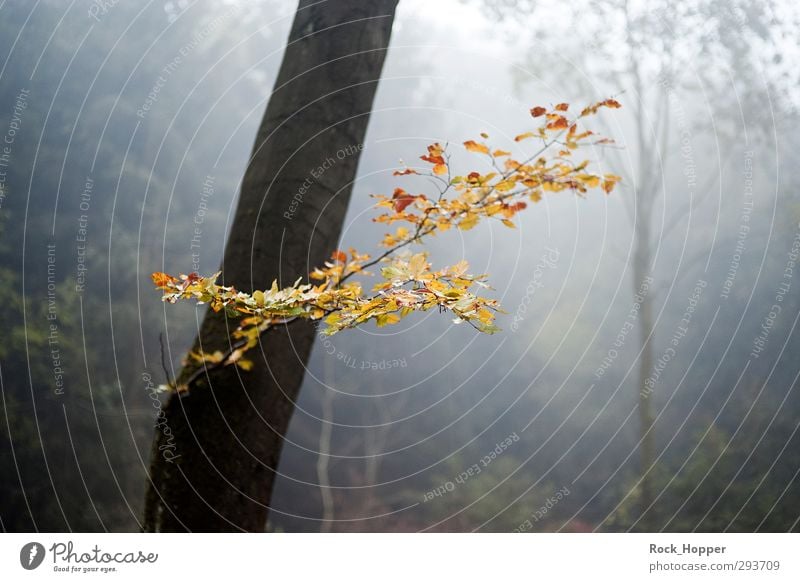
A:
[1, 0, 799, 535]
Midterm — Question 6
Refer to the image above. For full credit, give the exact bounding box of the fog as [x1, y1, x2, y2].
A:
[1, 0, 799, 532]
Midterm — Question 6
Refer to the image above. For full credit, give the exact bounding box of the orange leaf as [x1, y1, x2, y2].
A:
[546, 116, 569, 130]
[332, 250, 347, 263]
[152, 272, 177, 288]
[530, 106, 547, 118]
[420, 143, 445, 166]
[464, 140, 490, 154]
[602, 174, 622, 193]
[555, 103, 569, 111]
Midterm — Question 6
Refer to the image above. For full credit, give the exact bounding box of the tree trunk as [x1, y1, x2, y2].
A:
[633, 238, 656, 529]
[143, 0, 399, 532]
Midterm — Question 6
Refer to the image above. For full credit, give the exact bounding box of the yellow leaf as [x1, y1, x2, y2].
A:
[408, 253, 428, 279]
[253, 290, 266, 305]
[376, 313, 401, 327]
[477, 308, 494, 324]
[501, 219, 516, 229]
[449, 260, 469, 278]
[577, 175, 600, 188]
[494, 180, 516, 193]
[485, 203, 503, 216]
[458, 214, 479, 231]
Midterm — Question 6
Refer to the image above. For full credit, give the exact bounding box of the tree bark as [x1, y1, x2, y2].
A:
[143, 0, 399, 532]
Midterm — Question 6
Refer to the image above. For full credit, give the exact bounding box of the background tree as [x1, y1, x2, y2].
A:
[477, 0, 798, 529]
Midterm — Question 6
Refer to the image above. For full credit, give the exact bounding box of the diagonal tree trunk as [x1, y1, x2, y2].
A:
[143, 0, 399, 532]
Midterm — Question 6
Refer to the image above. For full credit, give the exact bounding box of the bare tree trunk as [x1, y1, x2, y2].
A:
[633, 236, 656, 529]
[143, 0, 399, 532]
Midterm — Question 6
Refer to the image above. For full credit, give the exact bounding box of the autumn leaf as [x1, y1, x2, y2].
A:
[530, 106, 547, 118]
[421, 143, 446, 166]
[448, 260, 469, 278]
[392, 187, 417, 213]
[580, 97, 622, 117]
[407, 253, 428, 280]
[494, 180, 516, 193]
[376, 313, 401, 328]
[152, 272, 177, 288]
[236, 359, 254, 371]
[252, 290, 266, 306]
[466, 171, 482, 183]
[458, 213, 479, 231]
[464, 140, 490, 154]
[332, 249, 348, 263]
[555, 103, 569, 111]
[602, 174, 622, 193]
[546, 116, 569, 130]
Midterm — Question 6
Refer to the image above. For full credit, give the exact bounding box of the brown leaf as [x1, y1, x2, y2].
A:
[392, 187, 417, 213]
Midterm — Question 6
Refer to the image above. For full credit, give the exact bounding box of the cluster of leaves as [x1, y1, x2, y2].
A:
[152, 99, 621, 391]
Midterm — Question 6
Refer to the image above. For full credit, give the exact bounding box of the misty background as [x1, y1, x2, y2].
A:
[1, 0, 799, 532]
